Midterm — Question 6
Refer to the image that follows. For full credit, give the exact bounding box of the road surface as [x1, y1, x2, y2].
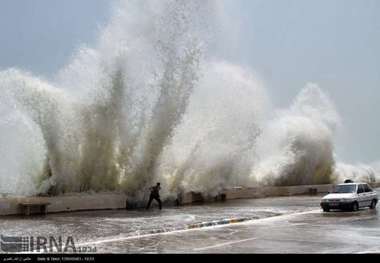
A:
[0, 191, 379, 254]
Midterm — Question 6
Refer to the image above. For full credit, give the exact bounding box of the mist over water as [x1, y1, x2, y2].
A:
[0, 0, 378, 199]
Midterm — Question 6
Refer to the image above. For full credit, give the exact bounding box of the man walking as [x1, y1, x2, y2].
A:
[146, 183, 162, 210]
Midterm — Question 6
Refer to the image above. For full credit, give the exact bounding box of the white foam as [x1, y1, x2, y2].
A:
[0, 0, 377, 198]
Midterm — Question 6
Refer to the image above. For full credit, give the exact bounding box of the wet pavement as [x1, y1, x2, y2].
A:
[0, 191, 379, 254]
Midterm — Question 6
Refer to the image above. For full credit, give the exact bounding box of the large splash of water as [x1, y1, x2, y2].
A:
[251, 83, 340, 187]
[0, 0, 378, 199]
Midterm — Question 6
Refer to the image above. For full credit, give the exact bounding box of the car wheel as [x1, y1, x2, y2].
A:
[370, 200, 377, 210]
[323, 207, 330, 212]
[352, 202, 359, 212]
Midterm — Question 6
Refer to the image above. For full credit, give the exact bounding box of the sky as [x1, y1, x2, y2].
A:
[0, 0, 379, 164]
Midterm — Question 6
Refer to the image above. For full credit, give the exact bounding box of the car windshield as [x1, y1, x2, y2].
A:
[333, 185, 356, 193]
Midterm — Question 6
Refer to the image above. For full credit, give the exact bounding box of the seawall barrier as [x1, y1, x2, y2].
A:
[0, 192, 127, 216]
[179, 182, 380, 205]
[1, 182, 379, 215]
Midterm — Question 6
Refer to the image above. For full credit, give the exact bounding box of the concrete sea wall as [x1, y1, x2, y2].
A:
[180, 182, 380, 205]
[0, 192, 127, 216]
[1, 183, 379, 215]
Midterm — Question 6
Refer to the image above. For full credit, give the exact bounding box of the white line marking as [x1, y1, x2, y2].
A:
[193, 237, 258, 251]
[237, 209, 320, 226]
[77, 228, 206, 247]
[76, 209, 321, 248]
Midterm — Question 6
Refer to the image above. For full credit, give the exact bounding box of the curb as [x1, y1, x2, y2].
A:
[187, 217, 254, 229]
[145, 217, 258, 236]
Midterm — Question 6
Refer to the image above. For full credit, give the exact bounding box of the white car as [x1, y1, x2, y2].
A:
[320, 183, 378, 212]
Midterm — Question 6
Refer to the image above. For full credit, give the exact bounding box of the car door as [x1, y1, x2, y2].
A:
[364, 184, 375, 206]
[357, 184, 366, 208]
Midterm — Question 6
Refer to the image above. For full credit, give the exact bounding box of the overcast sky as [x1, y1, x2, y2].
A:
[0, 0, 379, 164]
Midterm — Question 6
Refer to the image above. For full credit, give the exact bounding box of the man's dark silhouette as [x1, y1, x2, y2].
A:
[146, 183, 162, 210]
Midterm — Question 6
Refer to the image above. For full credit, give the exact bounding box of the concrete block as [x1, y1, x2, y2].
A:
[179, 192, 205, 205]
[0, 193, 128, 216]
[46, 193, 127, 213]
[223, 184, 334, 202]
[0, 197, 23, 216]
